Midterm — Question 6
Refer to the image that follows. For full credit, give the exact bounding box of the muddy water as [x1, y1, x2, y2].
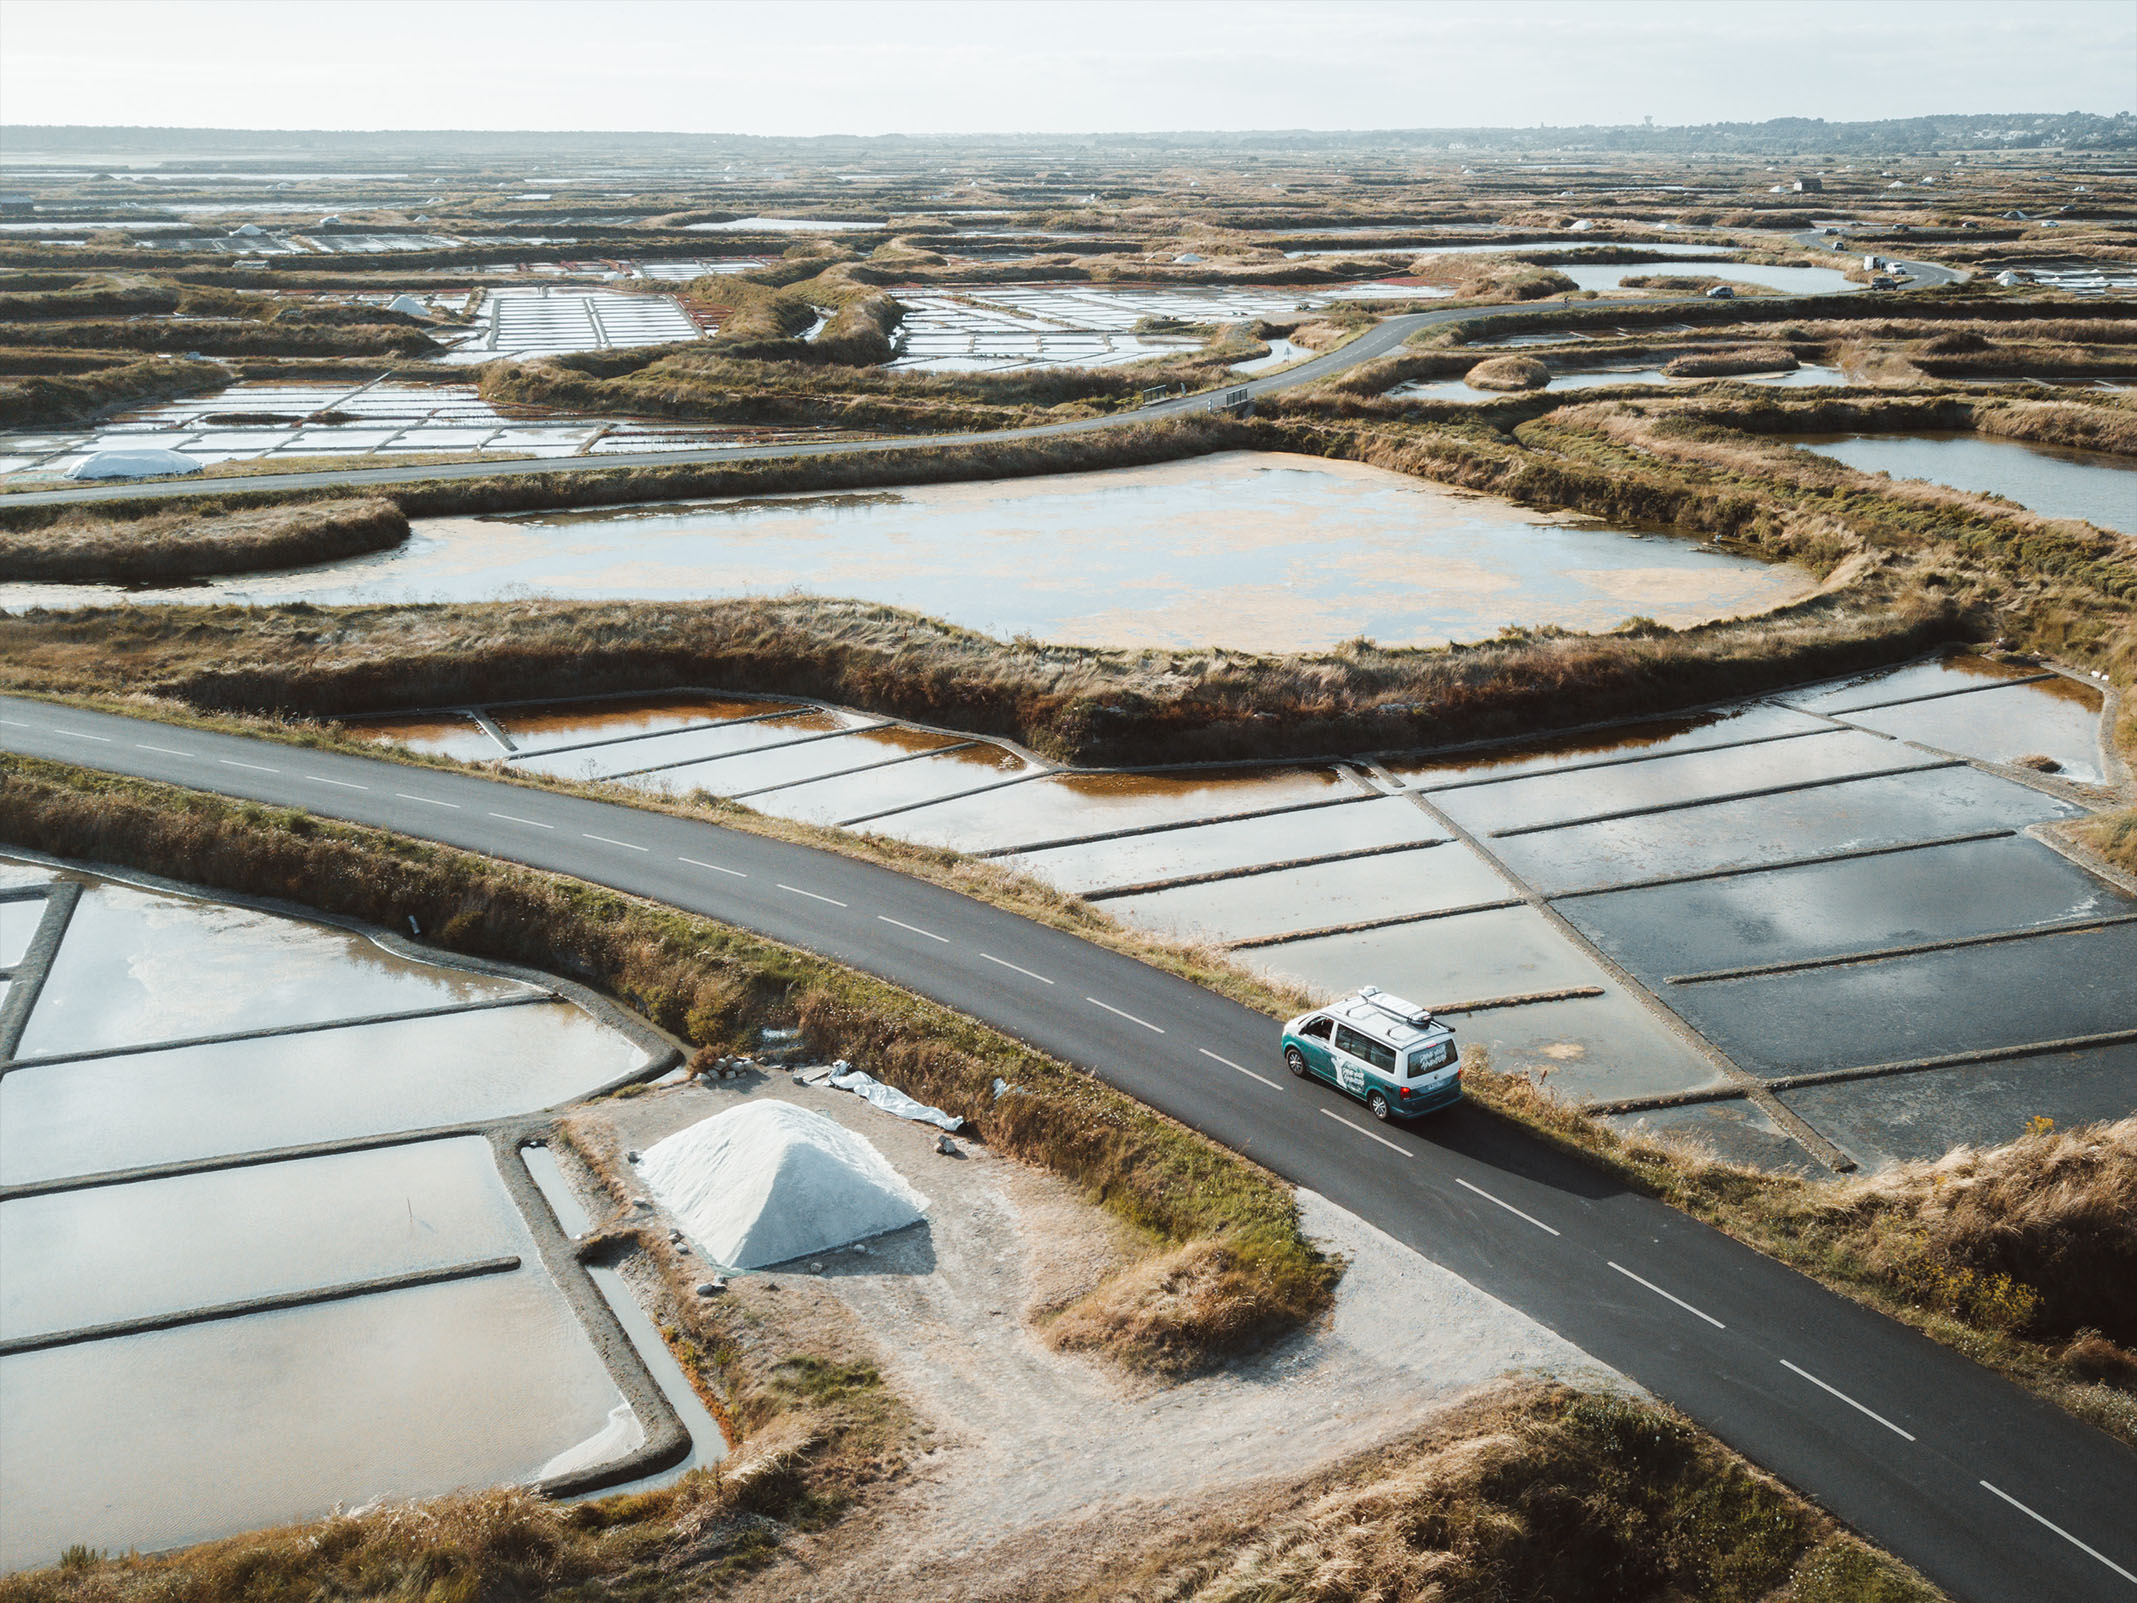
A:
[1557, 260, 1857, 295]
[497, 694, 785, 747]
[1387, 702, 1833, 791]
[354, 714, 504, 762]
[874, 766, 1357, 854]
[0, 455, 1814, 651]
[1784, 652, 2053, 714]
[1795, 432, 2137, 533]
[513, 707, 869, 781]
[2, 1003, 644, 1185]
[666, 723, 969, 798]
[16, 881, 540, 1059]
[1006, 794, 1441, 895]
[0, 1137, 527, 1341]
[748, 740, 1036, 827]
[1426, 727, 1903, 839]
[1394, 364, 1850, 402]
[0, 1268, 630, 1571]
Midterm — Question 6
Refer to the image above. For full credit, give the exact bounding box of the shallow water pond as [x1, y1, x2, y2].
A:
[874, 765, 1358, 854]
[1795, 432, 2136, 533]
[0, 1137, 527, 1341]
[1393, 364, 1849, 402]
[3, 1003, 644, 1184]
[0, 454, 1814, 651]
[16, 881, 540, 1059]
[0, 1268, 631, 1571]
[1556, 260, 1858, 295]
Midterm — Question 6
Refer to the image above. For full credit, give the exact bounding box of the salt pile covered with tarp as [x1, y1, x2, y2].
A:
[640, 1100, 927, 1270]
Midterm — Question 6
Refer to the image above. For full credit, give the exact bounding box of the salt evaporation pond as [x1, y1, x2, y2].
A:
[1795, 432, 2136, 533]
[0, 454, 1813, 650]
[1394, 364, 1850, 402]
[1555, 260, 1858, 295]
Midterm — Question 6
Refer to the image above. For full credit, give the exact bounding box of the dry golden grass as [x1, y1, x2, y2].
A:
[1463, 353, 1549, 390]
[1067, 1382, 1943, 1603]
[0, 496, 407, 582]
[1663, 343, 1799, 377]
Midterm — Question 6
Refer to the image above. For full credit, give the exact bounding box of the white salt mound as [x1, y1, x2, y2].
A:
[641, 1100, 927, 1270]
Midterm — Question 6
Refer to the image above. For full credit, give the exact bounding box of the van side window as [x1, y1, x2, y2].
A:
[1335, 1025, 1395, 1073]
[1300, 1016, 1332, 1040]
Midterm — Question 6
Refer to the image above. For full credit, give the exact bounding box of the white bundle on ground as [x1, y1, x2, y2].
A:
[827, 1065, 965, 1132]
[640, 1100, 928, 1270]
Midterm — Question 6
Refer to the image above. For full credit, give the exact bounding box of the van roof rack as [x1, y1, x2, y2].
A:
[1352, 985, 1435, 1029]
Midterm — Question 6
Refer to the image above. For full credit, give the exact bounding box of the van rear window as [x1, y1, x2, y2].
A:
[1335, 1024, 1396, 1073]
[1406, 1041, 1451, 1076]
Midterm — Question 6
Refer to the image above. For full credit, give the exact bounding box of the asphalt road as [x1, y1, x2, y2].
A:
[4, 256, 1964, 512]
[3, 696, 2129, 1603]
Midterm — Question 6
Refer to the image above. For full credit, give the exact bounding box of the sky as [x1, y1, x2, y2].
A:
[1, 0, 2131, 136]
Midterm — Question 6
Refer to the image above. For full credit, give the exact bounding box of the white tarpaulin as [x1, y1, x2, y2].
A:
[828, 1066, 966, 1132]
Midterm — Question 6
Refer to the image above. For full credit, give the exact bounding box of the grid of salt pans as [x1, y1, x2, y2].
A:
[447, 287, 705, 364]
[890, 283, 1337, 373]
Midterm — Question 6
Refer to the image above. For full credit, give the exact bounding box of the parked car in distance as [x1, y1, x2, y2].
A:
[1281, 986, 1462, 1122]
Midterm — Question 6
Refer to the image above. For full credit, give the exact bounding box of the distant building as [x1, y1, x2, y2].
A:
[1792, 177, 1823, 193]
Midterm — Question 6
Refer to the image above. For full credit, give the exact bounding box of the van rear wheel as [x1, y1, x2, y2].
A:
[1367, 1091, 1392, 1121]
[1285, 1047, 1309, 1078]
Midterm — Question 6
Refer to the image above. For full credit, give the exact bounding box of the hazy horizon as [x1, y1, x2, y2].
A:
[1, 0, 2130, 139]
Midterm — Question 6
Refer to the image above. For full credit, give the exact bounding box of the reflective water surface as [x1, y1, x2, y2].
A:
[0, 455, 1815, 650]
[1796, 432, 2136, 533]
[0, 1269, 629, 1571]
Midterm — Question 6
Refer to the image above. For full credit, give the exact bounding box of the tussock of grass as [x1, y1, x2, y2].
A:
[1463, 353, 1549, 391]
[1663, 343, 1799, 377]
[0, 496, 407, 582]
[0, 756, 1334, 1378]
[1070, 1382, 1944, 1603]
[2076, 806, 2137, 875]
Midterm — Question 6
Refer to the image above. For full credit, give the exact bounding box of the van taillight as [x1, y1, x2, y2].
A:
[1399, 1085, 1411, 1097]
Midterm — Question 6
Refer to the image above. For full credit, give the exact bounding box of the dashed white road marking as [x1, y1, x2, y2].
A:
[1979, 1481, 2137, 1584]
[981, 952, 1053, 984]
[308, 775, 368, 790]
[1200, 1047, 1280, 1090]
[1319, 1107, 1411, 1155]
[679, 856, 745, 877]
[488, 811, 553, 828]
[220, 758, 279, 772]
[1087, 996, 1164, 1032]
[583, 833, 647, 851]
[57, 729, 110, 742]
[1779, 1359, 1916, 1441]
[1607, 1261, 1726, 1329]
[879, 915, 949, 943]
[135, 743, 189, 756]
[778, 883, 847, 906]
[397, 793, 461, 809]
[1455, 1176, 1561, 1236]
[0, 718, 28, 727]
